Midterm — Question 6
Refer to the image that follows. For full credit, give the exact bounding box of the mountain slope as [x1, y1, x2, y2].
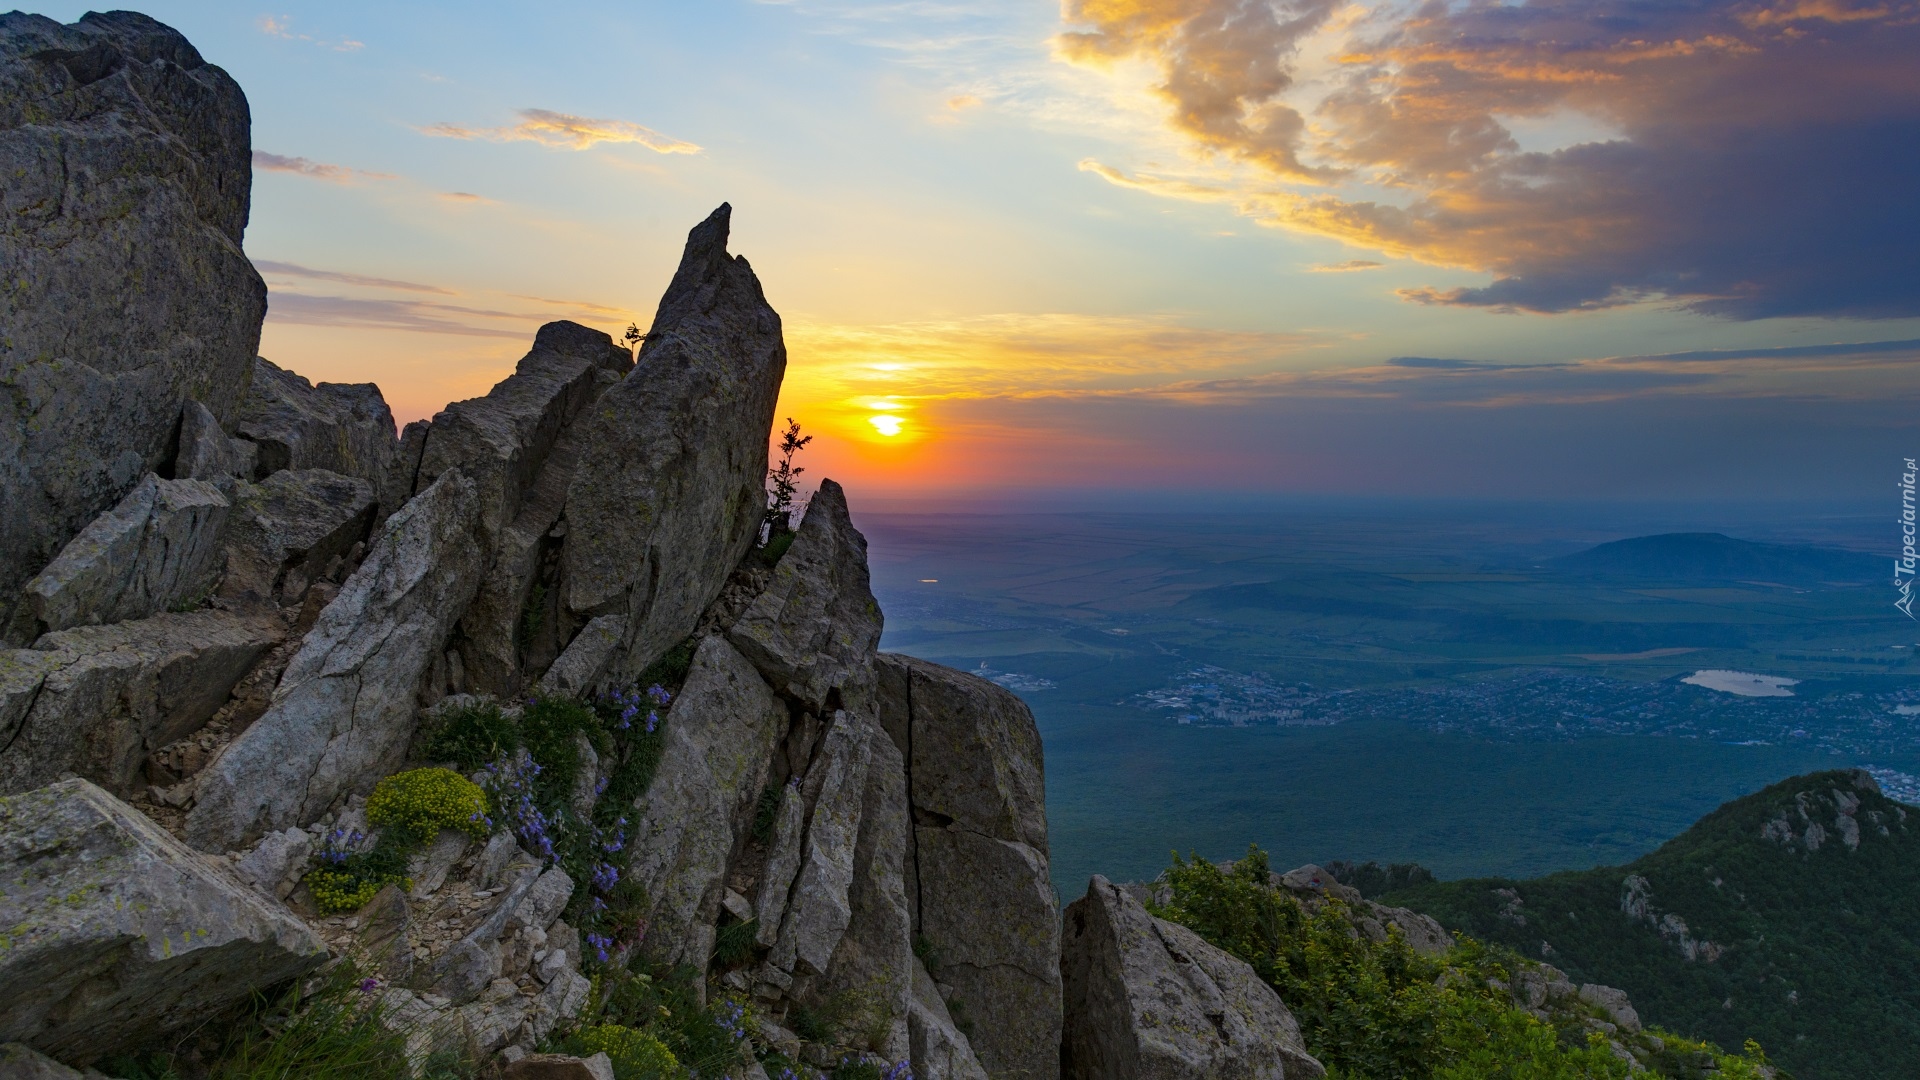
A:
[1553, 533, 1881, 585]
[1385, 770, 1920, 1080]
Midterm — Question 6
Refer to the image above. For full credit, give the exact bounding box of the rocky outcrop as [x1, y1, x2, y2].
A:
[560, 204, 786, 686]
[439, 322, 630, 695]
[0, 779, 325, 1064]
[186, 471, 483, 850]
[878, 652, 1062, 1080]
[627, 635, 787, 968]
[1274, 864, 1449, 957]
[0, 11, 264, 644]
[175, 399, 254, 481]
[25, 475, 231, 633]
[1061, 876, 1324, 1080]
[231, 357, 397, 484]
[771, 710, 875, 977]
[730, 479, 883, 713]
[0, 609, 283, 797]
[908, 958, 991, 1080]
[217, 468, 377, 605]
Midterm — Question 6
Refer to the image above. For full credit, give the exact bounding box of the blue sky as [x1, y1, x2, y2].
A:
[33, 0, 1920, 504]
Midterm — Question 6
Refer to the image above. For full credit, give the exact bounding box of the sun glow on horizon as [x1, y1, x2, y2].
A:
[869, 413, 905, 437]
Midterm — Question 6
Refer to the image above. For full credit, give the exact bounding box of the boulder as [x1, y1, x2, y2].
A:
[0, 779, 326, 1064]
[218, 468, 377, 604]
[908, 958, 991, 1080]
[232, 826, 313, 900]
[379, 418, 431, 525]
[771, 710, 874, 977]
[1061, 876, 1325, 1080]
[0, 11, 263, 645]
[415, 321, 629, 547]
[807, 717, 913, 1058]
[753, 778, 808, 947]
[25, 475, 230, 633]
[877, 652, 1060, 1079]
[1578, 984, 1642, 1034]
[354, 883, 413, 981]
[876, 652, 1047, 851]
[916, 823, 1062, 1080]
[187, 471, 484, 851]
[1363, 900, 1450, 957]
[0, 1042, 87, 1079]
[538, 613, 625, 698]
[174, 398, 253, 481]
[504, 1053, 616, 1080]
[560, 204, 786, 684]
[626, 635, 786, 967]
[729, 479, 884, 713]
[231, 357, 396, 483]
[0, 609, 283, 798]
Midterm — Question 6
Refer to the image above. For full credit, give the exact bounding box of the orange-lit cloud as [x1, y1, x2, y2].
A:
[1309, 259, 1381, 273]
[438, 191, 497, 205]
[422, 109, 702, 154]
[1062, 0, 1920, 318]
[252, 151, 396, 184]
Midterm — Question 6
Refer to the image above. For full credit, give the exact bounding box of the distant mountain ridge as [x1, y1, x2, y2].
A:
[1383, 770, 1920, 1080]
[1554, 533, 1882, 585]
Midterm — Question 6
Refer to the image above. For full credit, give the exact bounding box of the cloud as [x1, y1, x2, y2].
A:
[422, 109, 701, 154]
[947, 93, 984, 110]
[257, 14, 363, 52]
[437, 191, 497, 205]
[253, 260, 454, 295]
[265, 293, 544, 339]
[252, 151, 396, 184]
[1310, 259, 1382, 273]
[1062, 0, 1920, 318]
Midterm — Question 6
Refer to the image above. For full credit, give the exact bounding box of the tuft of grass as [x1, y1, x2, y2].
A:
[104, 960, 473, 1080]
[713, 919, 758, 968]
[751, 783, 782, 843]
[420, 701, 519, 772]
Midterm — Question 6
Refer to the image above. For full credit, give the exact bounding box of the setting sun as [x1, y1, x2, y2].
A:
[869, 413, 905, 437]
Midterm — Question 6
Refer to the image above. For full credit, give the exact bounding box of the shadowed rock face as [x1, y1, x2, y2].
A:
[1061, 876, 1325, 1080]
[0, 12, 263, 643]
[560, 204, 787, 686]
[231, 358, 397, 484]
[0, 779, 325, 1065]
[25, 475, 231, 633]
[0, 609, 283, 798]
[876, 653, 1062, 1080]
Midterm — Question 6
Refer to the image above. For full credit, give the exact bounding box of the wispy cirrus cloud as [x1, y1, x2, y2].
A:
[252, 151, 396, 184]
[1311, 260, 1382, 273]
[1063, 0, 1920, 319]
[254, 260, 453, 295]
[422, 109, 701, 154]
[257, 14, 363, 52]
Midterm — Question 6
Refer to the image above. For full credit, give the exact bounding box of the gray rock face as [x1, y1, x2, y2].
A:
[0, 609, 283, 797]
[0, 11, 264, 644]
[232, 357, 396, 483]
[626, 635, 786, 967]
[1061, 876, 1325, 1080]
[416, 321, 628, 546]
[538, 613, 625, 698]
[0, 1042, 88, 1079]
[1578, 984, 1642, 1034]
[0, 779, 325, 1064]
[26, 475, 230, 633]
[809, 718, 912, 1057]
[754, 778, 808, 947]
[773, 710, 874, 977]
[175, 398, 254, 481]
[233, 826, 314, 901]
[187, 471, 483, 851]
[877, 652, 1060, 1080]
[219, 469, 377, 604]
[560, 204, 786, 684]
[909, 957, 991, 1080]
[729, 480, 883, 713]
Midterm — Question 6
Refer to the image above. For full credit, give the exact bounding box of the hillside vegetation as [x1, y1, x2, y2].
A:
[1383, 770, 1920, 1080]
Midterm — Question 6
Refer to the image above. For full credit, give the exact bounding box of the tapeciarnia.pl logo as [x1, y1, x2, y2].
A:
[1899, 457, 1917, 619]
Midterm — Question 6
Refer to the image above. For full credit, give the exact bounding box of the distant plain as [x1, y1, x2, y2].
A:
[855, 502, 1913, 898]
